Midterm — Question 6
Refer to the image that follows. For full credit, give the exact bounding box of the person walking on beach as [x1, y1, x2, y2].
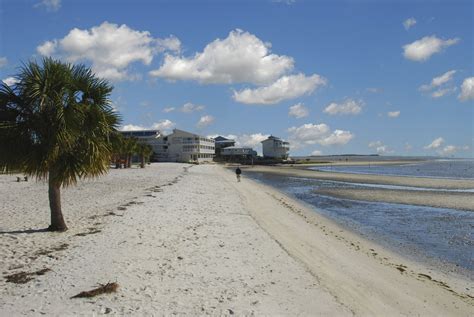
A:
[235, 166, 242, 182]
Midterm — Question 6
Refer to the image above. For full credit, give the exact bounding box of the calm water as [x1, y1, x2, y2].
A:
[244, 161, 474, 276]
[309, 159, 474, 179]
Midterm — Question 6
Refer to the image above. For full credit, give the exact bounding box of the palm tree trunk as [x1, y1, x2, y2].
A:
[48, 173, 68, 232]
[127, 154, 132, 168]
[140, 155, 145, 168]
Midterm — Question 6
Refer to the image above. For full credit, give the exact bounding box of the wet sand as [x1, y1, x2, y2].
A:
[242, 165, 474, 189]
[315, 188, 474, 211]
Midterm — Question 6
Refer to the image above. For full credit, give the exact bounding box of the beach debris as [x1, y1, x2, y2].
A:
[5, 268, 51, 284]
[75, 228, 101, 237]
[71, 282, 119, 299]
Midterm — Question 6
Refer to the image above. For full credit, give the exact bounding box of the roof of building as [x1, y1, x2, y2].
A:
[262, 135, 285, 142]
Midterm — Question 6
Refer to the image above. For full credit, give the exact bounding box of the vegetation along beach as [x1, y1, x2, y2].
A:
[1, 0, 473, 316]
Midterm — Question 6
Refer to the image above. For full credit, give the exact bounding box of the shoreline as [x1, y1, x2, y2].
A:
[1, 163, 473, 315]
[240, 165, 474, 189]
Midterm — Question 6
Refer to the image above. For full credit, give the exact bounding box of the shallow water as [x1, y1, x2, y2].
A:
[309, 159, 474, 179]
[244, 171, 474, 275]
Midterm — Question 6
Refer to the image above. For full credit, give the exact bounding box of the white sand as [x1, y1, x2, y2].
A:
[0, 163, 472, 316]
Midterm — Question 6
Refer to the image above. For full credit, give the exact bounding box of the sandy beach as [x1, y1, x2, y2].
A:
[1, 163, 473, 316]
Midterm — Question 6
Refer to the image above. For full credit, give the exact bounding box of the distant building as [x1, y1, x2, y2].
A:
[165, 129, 215, 162]
[261, 135, 290, 159]
[221, 146, 257, 160]
[120, 129, 215, 163]
[214, 136, 235, 157]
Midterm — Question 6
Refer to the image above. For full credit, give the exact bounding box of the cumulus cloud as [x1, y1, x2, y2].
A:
[419, 70, 456, 91]
[121, 119, 176, 134]
[233, 73, 326, 105]
[403, 18, 417, 30]
[35, 0, 61, 12]
[197, 115, 215, 128]
[437, 145, 470, 156]
[288, 103, 309, 118]
[403, 35, 459, 62]
[424, 137, 444, 150]
[323, 99, 363, 115]
[387, 111, 400, 118]
[431, 87, 457, 98]
[368, 141, 393, 154]
[121, 124, 146, 131]
[37, 22, 180, 81]
[311, 150, 322, 156]
[180, 102, 205, 113]
[458, 77, 474, 101]
[2, 77, 19, 86]
[0, 57, 7, 68]
[287, 123, 353, 147]
[150, 29, 294, 85]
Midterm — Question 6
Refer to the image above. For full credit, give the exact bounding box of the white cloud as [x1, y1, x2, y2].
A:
[2, 77, 19, 86]
[121, 119, 176, 134]
[424, 137, 444, 150]
[458, 77, 474, 101]
[311, 150, 322, 156]
[35, 0, 61, 12]
[151, 119, 176, 134]
[405, 143, 413, 151]
[180, 102, 205, 113]
[233, 73, 326, 105]
[37, 22, 180, 81]
[323, 99, 363, 115]
[366, 87, 382, 93]
[403, 35, 459, 62]
[387, 111, 400, 118]
[163, 107, 175, 113]
[431, 87, 457, 98]
[288, 103, 309, 118]
[319, 130, 354, 146]
[121, 124, 146, 131]
[403, 18, 417, 30]
[368, 141, 393, 154]
[287, 123, 353, 147]
[197, 115, 215, 128]
[419, 70, 456, 91]
[0, 57, 7, 68]
[150, 29, 294, 85]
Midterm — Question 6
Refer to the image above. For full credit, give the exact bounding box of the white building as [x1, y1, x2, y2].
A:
[164, 129, 215, 162]
[120, 129, 215, 163]
[261, 135, 290, 159]
[221, 146, 257, 158]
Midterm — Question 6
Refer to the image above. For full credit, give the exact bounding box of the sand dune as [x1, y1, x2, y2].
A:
[0, 164, 472, 315]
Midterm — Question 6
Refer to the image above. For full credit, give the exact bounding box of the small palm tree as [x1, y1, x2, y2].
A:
[0, 58, 120, 231]
[137, 143, 154, 168]
[122, 137, 137, 168]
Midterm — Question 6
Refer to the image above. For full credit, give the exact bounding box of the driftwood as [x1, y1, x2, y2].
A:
[71, 282, 119, 299]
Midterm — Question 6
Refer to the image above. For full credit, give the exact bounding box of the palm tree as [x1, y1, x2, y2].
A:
[136, 143, 154, 168]
[122, 137, 137, 168]
[0, 58, 120, 231]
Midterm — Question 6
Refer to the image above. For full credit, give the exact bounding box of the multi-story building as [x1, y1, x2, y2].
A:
[165, 129, 215, 162]
[120, 129, 215, 163]
[213, 136, 236, 157]
[261, 135, 290, 159]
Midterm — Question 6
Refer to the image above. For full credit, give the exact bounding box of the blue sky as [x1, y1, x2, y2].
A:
[1, 0, 472, 157]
